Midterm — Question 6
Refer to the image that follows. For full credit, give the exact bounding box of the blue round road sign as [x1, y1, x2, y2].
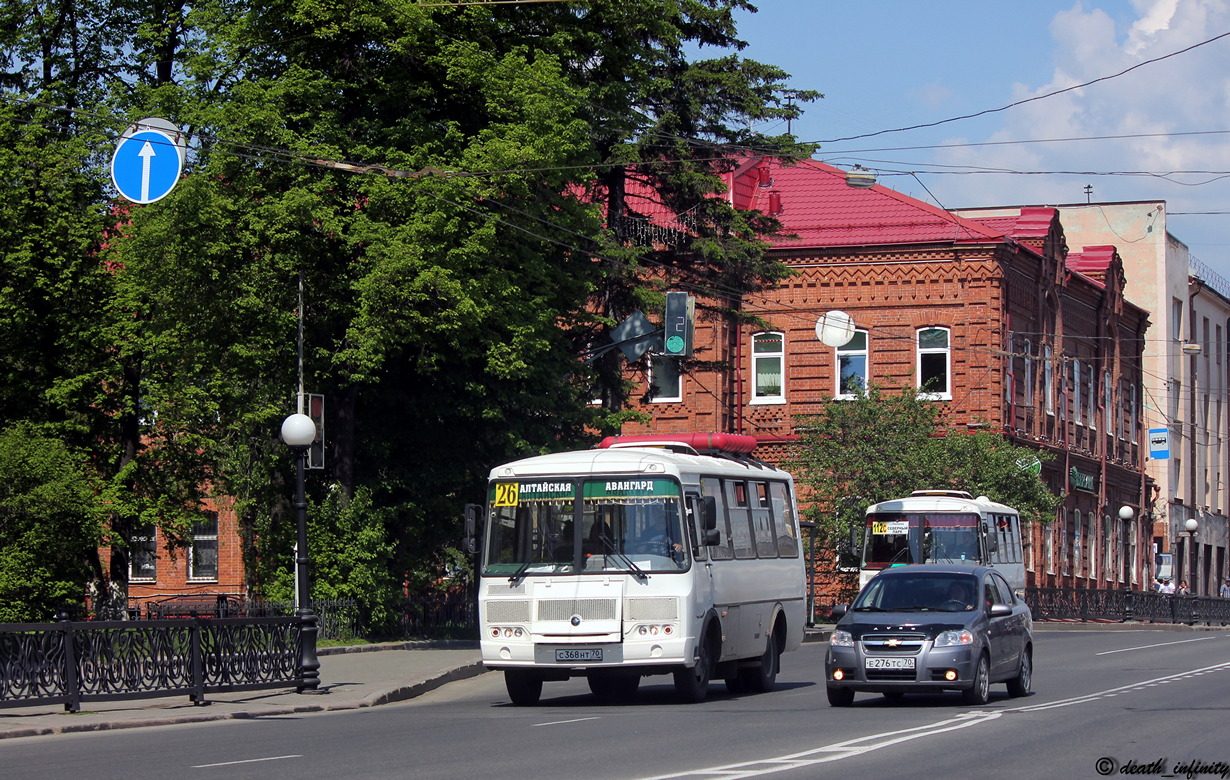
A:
[111, 129, 183, 204]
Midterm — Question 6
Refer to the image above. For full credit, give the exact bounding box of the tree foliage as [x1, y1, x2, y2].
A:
[1, 0, 812, 617]
[787, 383, 1063, 563]
[0, 425, 103, 621]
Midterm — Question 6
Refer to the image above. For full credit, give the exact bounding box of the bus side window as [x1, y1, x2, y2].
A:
[751, 481, 777, 558]
[725, 480, 756, 559]
[770, 482, 799, 557]
[702, 477, 734, 560]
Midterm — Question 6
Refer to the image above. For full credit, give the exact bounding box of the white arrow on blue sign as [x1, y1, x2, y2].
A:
[110, 125, 183, 204]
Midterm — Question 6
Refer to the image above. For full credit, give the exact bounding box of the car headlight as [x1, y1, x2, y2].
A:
[934, 629, 975, 647]
[830, 629, 854, 648]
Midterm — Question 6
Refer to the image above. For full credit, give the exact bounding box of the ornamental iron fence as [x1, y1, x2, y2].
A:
[1024, 587, 1230, 626]
[0, 614, 310, 712]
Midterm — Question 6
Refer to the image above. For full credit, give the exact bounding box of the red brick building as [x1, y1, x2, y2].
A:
[99, 496, 248, 617]
[618, 157, 1153, 590]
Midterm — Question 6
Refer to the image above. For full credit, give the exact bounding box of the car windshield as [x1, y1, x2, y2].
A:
[853, 573, 979, 613]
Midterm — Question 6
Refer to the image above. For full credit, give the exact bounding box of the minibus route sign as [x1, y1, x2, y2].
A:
[872, 520, 909, 534]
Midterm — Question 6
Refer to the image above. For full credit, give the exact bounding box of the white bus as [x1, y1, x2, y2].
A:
[468, 433, 807, 705]
[857, 490, 1026, 593]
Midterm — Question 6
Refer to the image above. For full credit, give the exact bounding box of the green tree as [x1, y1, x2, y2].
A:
[2, 0, 816, 621]
[0, 424, 103, 621]
[788, 383, 1062, 585]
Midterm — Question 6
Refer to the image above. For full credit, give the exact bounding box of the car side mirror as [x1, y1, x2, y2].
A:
[989, 603, 1012, 618]
[831, 604, 849, 619]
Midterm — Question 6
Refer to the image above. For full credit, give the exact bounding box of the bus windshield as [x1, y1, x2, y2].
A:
[482, 477, 690, 576]
[863, 512, 984, 567]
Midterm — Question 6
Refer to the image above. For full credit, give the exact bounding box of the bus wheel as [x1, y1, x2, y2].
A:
[505, 670, 543, 706]
[588, 673, 640, 703]
[674, 633, 715, 703]
[739, 633, 779, 693]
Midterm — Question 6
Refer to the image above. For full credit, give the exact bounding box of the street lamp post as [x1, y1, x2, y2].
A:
[1118, 506, 1134, 589]
[282, 413, 320, 692]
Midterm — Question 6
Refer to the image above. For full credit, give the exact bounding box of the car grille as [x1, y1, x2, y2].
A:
[860, 633, 925, 654]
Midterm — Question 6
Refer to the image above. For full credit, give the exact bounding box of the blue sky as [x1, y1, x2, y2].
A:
[728, 1, 1230, 276]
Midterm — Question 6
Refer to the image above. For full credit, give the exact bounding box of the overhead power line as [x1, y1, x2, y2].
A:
[815, 29, 1230, 144]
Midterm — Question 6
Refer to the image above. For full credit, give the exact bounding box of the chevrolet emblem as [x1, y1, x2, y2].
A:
[885, 638, 901, 647]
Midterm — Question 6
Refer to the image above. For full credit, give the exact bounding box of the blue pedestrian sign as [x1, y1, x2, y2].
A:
[111, 120, 184, 204]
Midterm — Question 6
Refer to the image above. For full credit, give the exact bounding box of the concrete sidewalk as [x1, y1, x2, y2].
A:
[0, 641, 486, 741]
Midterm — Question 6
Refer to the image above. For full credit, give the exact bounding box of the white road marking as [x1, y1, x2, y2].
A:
[533, 716, 601, 727]
[1095, 635, 1217, 655]
[639, 661, 1230, 779]
[191, 755, 301, 768]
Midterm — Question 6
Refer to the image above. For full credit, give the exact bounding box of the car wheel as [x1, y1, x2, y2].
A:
[1007, 647, 1032, 698]
[674, 631, 715, 703]
[504, 670, 543, 706]
[827, 685, 855, 707]
[961, 653, 990, 706]
[739, 633, 779, 693]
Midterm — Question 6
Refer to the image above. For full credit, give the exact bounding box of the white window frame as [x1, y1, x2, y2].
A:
[648, 353, 682, 402]
[835, 329, 869, 400]
[1044, 345, 1055, 415]
[916, 327, 951, 401]
[1086, 363, 1096, 428]
[1072, 359, 1082, 425]
[1104, 370, 1113, 432]
[1024, 339, 1034, 407]
[750, 331, 785, 404]
[189, 511, 219, 582]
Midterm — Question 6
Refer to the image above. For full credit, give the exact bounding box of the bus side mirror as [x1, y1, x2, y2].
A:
[700, 496, 721, 546]
[700, 496, 717, 531]
[463, 503, 481, 555]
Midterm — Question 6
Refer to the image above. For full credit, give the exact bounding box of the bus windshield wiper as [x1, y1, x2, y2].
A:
[598, 533, 648, 581]
[508, 559, 535, 586]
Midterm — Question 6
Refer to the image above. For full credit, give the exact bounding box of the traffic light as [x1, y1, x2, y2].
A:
[663, 292, 695, 358]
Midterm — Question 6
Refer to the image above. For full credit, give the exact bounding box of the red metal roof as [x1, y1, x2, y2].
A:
[614, 157, 1011, 249]
[726, 158, 1005, 248]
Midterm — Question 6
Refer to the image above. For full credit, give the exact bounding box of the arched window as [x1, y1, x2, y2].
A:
[916, 327, 951, 400]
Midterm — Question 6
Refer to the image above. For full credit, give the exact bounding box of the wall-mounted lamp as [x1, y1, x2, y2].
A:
[1182, 343, 1202, 355]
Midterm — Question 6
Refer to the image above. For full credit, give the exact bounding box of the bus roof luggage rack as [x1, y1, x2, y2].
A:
[909, 489, 973, 499]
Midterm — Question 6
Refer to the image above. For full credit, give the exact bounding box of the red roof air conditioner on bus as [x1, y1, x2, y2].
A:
[597, 432, 758, 455]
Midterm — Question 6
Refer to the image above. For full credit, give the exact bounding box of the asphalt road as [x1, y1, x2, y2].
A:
[4, 628, 1228, 780]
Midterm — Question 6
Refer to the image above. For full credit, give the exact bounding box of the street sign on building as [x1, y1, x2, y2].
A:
[110, 118, 185, 204]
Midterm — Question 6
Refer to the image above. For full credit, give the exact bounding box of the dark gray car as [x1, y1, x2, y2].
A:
[824, 564, 1032, 706]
